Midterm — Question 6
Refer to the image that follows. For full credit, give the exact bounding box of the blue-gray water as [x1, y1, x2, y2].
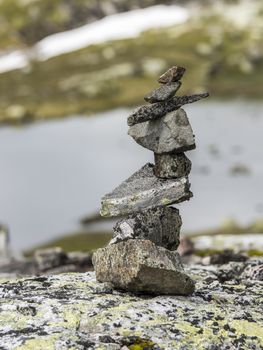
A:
[0, 101, 262, 251]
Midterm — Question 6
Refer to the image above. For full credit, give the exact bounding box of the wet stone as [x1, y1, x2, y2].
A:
[158, 66, 186, 84]
[100, 163, 192, 217]
[128, 108, 195, 154]
[93, 239, 195, 295]
[127, 93, 209, 126]
[144, 82, 181, 103]
[154, 152, 192, 178]
[110, 207, 182, 250]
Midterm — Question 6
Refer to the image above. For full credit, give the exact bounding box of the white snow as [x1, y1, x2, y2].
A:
[0, 5, 189, 74]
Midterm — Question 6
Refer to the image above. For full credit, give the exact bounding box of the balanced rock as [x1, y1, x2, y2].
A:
[127, 93, 209, 126]
[93, 239, 195, 295]
[100, 163, 192, 217]
[128, 108, 195, 154]
[110, 207, 182, 250]
[154, 152, 192, 178]
[158, 66, 186, 84]
[144, 81, 181, 103]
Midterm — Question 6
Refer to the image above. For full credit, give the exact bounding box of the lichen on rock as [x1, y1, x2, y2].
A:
[0, 258, 262, 349]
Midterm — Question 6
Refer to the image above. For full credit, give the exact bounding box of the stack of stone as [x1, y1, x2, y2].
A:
[93, 66, 209, 295]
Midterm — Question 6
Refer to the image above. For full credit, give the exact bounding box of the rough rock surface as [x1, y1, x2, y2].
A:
[144, 82, 181, 103]
[110, 207, 181, 250]
[93, 240, 195, 295]
[127, 93, 209, 126]
[154, 152, 192, 178]
[158, 66, 186, 84]
[128, 109, 195, 154]
[100, 163, 192, 217]
[0, 258, 262, 350]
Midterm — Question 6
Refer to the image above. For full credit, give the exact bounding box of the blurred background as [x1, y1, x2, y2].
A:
[0, 0, 262, 257]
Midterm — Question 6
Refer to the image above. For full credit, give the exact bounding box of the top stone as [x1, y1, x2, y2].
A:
[158, 66, 186, 84]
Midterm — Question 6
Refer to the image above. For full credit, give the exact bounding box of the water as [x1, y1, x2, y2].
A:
[0, 101, 262, 251]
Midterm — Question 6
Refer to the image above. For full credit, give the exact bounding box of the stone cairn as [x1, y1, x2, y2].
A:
[93, 66, 209, 295]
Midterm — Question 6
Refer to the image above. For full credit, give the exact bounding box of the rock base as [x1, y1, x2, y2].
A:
[93, 239, 195, 295]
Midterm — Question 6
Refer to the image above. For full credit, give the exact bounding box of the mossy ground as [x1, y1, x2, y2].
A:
[0, 7, 263, 125]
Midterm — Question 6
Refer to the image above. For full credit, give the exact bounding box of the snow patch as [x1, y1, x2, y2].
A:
[0, 5, 189, 74]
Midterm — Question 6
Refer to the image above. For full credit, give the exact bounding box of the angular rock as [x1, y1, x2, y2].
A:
[100, 163, 192, 217]
[128, 108, 195, 154]
[110, 207, 182, 250]
[158, 66, 186, 84]
[127, 92, 209, 126]
[34, 247, 67, 271]
[144, 82, 181, 103]
[93, 239, 195, 295]
[154, 152, 192, 178]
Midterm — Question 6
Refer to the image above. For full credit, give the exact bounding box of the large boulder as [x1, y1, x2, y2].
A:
[93, 239, 195, 295]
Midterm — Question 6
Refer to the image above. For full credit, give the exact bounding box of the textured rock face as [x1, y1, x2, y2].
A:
[127, 93, 209, 126]
[158, 66, 186, 84]
[154, 152, 192, 178]
[128, 109, 195, 154]
[100, 163, 192, 217]
[110, 207, 182, 250]
[144, 82, 181, 103]
[93, 239, 194, 295]
[0, 258, 262, 350]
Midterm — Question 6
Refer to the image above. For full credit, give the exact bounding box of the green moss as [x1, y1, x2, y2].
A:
[24, 230, 111, 256]
[0, 11, 262, 125]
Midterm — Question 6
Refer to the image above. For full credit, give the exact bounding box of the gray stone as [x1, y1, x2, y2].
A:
[34, 247, 67, 271]
[127, 93, 209, 126]
[100, 163, 192, 217]
[110, 207, 181, 250]
[158, 66, 186, 84]
[0, 258, 263, 349]
[144, 82, 181, 103]
[93, 239, 195, 295]
[0, 225, 11, 264]
[128, 108, 195, 154]
[154, 152, 192, 178]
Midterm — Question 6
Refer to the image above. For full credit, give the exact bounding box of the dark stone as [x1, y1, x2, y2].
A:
[158, 66, 186, 84]
[127, 92, 209, 126]
[110, 206, 182, 250]
[144, 82, 181, 103]
[154, 152, 192, 178]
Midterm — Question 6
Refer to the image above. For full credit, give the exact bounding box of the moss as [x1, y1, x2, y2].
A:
[0, 10, 262, 125]
[24, 230, 111, 256]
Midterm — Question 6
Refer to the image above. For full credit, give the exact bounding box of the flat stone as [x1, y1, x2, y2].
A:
[127, 92, 209, 126]
[154, 152, 192, 178]
[100, 163, 192, 217]
[93, 239, 195, 295]
[110, 207, 181, 250]
[128, 108, 195, 154]
[144, 82, 181, 103]
[158, 66, 186, 84]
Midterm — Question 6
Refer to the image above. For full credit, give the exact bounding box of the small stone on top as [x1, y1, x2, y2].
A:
[158, 66, 186, 84]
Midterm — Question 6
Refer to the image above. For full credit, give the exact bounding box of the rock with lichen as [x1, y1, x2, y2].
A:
[110, 206, 182, 250]
[93, 239, 194, 295]
[0, 258, 262, 349]
[100, 163, 192, 217]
